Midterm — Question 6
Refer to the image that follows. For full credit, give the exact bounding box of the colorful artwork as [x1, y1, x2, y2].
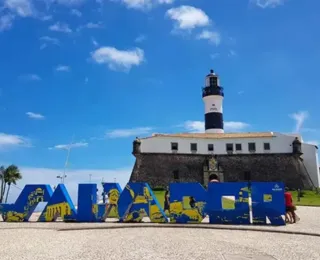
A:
[169, 183, 207, 223]
[118, 183, 168, 223]
[251, 182, 285, 225]
[0, 182, 286, 226]
[38, 184, 77, 222]
[102, 183, 122, 219]
[0, 185, 52, 222]
[207, 182, 251, 225]
[77, 183, 102, 222]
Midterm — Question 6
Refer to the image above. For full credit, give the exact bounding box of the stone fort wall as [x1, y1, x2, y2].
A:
[129, 153, 314, 189]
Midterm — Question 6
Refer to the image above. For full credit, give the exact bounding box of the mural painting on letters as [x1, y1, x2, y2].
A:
[0, 181, 286, 226]
[118, 183, 168, 223]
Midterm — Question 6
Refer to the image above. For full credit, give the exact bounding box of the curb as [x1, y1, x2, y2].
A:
[57, 223, 320, 237]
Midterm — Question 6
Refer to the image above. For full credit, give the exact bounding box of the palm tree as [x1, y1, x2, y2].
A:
[0, 166, 5, 203]
[3, 165, 22, 203]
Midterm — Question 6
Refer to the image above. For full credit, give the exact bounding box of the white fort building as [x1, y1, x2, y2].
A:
[129, 70, 320, 189]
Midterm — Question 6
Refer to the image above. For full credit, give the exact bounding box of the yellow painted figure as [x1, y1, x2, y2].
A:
[6, 211, 24, 222]
[170, 200, 205, 223]
[45, 202, 71, 221]
[149, 204, 166, 223]
[104, 189, 120, 218]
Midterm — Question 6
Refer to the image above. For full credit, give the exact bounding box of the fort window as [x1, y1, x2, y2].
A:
[190, 143, 197, 151]
[208, 144, 214, 151]
[226, 143, 233, 152]
[173, 170, 179, 180]
[264, 142, 271, 150]
[236, 144, 242, 151]
[248, 142, 256, 151]
[171, 142, 178, 151]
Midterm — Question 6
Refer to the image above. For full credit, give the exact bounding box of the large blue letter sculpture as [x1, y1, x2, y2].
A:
[251, 182, 285, 225]
[0, 182, 286, 226]
[0, 185, 52, 222]
[38, 184, 77, 222]
[207, 182, 251, 224]
[169, 183, 207, 223]
[118, 183, 168, 223]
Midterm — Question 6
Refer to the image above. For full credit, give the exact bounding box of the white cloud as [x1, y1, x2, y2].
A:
[55, 65, 70, 72]
[183, 120, 250, 133]
[0, 133, 29, 148]
[289, 111, 309, 132]
[228, 49, 237, 57]
[39, 36, 60, 50]
[55, 0, 86, 6]
[210, 53, 220, 60]
[106, 127, 153, 138]
[85, 22, 103, 29]
[166, 5, 210, 30]
[3, 0, 35, 17]
[26, 112, 45, 119]
[40, 36, 60, 45]
[197, 30, 221, 46]
[91, 37, 98, 47]
[49, 22, 72, 33]
[184, 121, 204, 133]
[224, 121, 250, 132]
[77, 22, 104, 31]
[20, 74, 41, 81]
[91, 46, 145, 72]
[71, 8, 82, 17]
[116, 0, 173, 10]
[253, 0, 285, 8]
[0, 14, 15, 32]
[305, 140, 319, 146]
[40, 15, 52, 21]
[43, 0, 86, 7]
[7, 166, 132, 204]
[49, 142, 88, 150]
[135, 34, 146, 43]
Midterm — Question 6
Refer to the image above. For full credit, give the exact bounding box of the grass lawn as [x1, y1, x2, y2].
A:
[290, 190, 320, 206]
[153, 191, 165, 209]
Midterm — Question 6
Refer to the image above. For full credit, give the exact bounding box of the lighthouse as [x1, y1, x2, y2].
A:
[202, 69, 224, 133]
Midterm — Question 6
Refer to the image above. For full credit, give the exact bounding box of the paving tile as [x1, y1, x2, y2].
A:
[223, 254, 277, 260]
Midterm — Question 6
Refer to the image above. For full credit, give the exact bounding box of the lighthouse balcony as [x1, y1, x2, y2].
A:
[202, 86, 224, 97]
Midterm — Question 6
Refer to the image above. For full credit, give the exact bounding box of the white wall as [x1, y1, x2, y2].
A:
[301, 143, 320, 187]
[139, 132, 320, 187]
[141, 134, 296, 155]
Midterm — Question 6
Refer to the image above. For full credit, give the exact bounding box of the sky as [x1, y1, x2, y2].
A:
[0, 0, 319, 203]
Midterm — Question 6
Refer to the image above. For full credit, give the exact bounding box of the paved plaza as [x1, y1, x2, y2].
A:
[0, 207, 320, 260]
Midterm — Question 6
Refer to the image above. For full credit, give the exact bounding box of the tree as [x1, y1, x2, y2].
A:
[0, 166, 5, 203]
[2, 165, 22, 203]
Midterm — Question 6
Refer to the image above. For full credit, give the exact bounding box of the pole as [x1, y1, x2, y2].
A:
[62, 135, 74, 184]
[89, 174, 92, 183]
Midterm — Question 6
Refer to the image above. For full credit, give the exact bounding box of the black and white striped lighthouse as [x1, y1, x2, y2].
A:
[202, 69, 224, 133]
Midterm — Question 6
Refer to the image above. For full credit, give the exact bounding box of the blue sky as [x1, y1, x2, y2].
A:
[0, 0, 319, 202]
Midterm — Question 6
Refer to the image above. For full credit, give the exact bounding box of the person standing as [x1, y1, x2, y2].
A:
[164, 190, 170, 213]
